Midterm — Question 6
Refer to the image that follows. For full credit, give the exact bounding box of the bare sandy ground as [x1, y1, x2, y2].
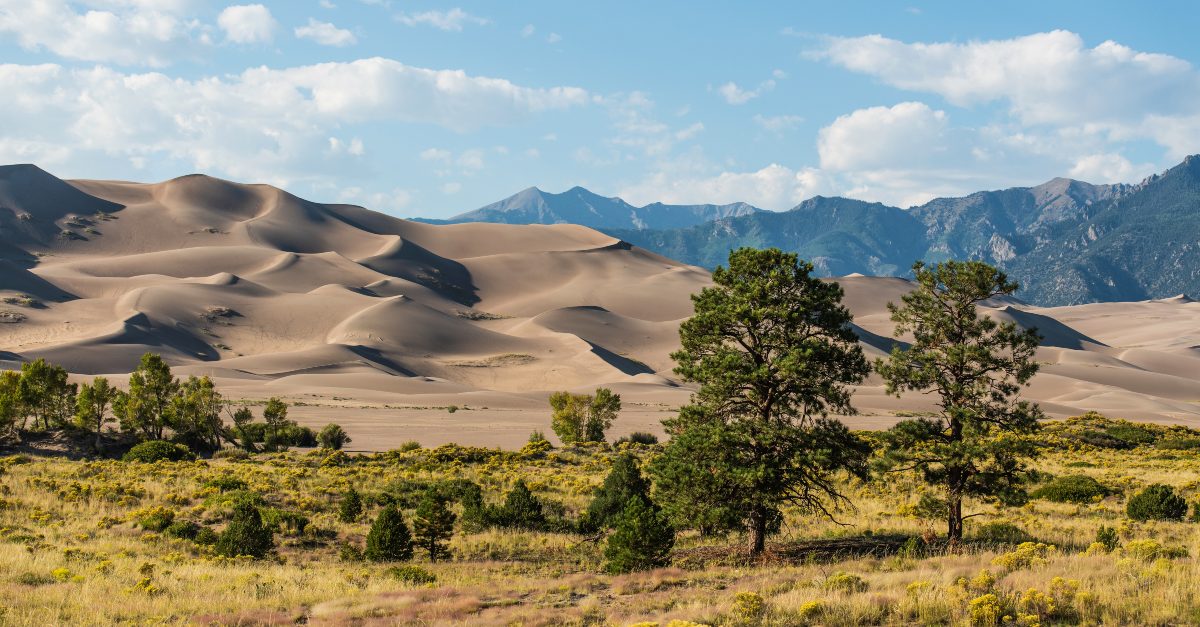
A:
[2, 164, 1200, 450]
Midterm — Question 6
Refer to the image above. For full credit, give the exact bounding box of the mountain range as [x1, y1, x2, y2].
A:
[436, 157, 1200, 306]
[422, 185, 762, 230]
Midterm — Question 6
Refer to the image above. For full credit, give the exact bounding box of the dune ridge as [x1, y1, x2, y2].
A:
[2, 165, 1200, 448]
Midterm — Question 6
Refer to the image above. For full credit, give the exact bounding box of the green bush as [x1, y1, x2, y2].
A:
[1031, 475, 1112, 503]
[318, 423, 352, 450]
[214, 501, 274, 558]
[615, 432, 659, 446]
[584, 453, 651, 532]
[339, 488, 363, 523]
[1127, 484, 1188, 521]
[123, 441, 196, 463]
[604, 496, 674, 573]
[136, 508, 175, 532]
[496, 480, 545, 530]
[386, 565, 437, 585]
[972, 522, 1034, 544]
[164, 520, 203, 541]
[1157, 437, 1200, 450]
[365, 504, 413, 562]
[1096, 525, 1119, 551]
[822, 571, 869, 593]
[203, 476, 248, 492]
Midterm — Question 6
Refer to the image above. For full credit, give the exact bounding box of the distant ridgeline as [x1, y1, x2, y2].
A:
[426, 156, 1200, 307]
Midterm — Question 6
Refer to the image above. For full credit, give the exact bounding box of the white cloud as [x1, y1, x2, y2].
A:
[295, 18, 356, 46]
[816, 31, 1200, 141]
[674, 122, 704, 141]
[753, 114, 804, 133]
[441, 182, 462, 194]
[1068, 153, 1153, 183]
[520, 23, 534, 37]
[546, 32, 561, 44]
[0, 59, 588, 187]
[621, 163, 832, 210]
[319, 0, 336, 7]
[218, 4, 276, 44]
[817, 102, 948, 171]
[395, 8, 486, 31]
[717, 78, 776, 105]
[0, 0, 207, 66]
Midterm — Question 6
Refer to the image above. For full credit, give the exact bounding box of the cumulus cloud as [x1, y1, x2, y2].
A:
[0, 0, 207, 66]
[218, 4, 276, 44]
[621, 163, 833, 210]
[395, 8, 486, 31]
[815, 30, 1200, 154]
[0, 59, 588, 186]
[295, 18, 356, 46]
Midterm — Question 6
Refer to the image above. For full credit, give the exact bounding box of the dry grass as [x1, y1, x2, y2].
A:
[0, 428, 1199, 625]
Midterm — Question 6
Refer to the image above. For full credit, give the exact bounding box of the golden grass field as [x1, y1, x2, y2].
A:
[2, 415, 1200, 626]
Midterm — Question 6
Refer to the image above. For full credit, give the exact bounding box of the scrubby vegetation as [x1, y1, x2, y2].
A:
[3, 251, 1200, 624]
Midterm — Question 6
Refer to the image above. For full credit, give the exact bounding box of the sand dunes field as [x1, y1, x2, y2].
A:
[2, 164, 1200, 449]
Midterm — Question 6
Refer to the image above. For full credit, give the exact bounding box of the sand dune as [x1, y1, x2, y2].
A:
[3, 164, 1200, 449]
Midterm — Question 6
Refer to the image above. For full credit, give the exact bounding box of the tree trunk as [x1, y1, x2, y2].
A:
[947, 493, 963, 543]
[747, 506, 767, 556]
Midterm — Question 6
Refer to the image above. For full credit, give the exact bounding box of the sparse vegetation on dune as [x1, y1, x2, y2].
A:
[3, 250, 1200, 625]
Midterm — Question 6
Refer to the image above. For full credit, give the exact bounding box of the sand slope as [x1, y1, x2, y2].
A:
[2, 165, 1200, 449]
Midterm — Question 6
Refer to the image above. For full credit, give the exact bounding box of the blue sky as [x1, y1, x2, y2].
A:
[1, 1, 1197, 217]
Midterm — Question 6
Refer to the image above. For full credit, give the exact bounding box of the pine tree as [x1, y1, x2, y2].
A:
[365, 504, 413, 562]
[339, 488, 363, 523]
[876, 260, 1044, 542]
[413, 490, 457, 562]
[604, 496, 674, 573]
[650, 248, 871, 555]
[500, 480, 545, 530]
[215, 501, 274, 559]
[584, 453, 650, 531]
[458, 481, 491, 532]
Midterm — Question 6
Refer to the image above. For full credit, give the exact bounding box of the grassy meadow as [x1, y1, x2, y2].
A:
[1, 414, 1200, 626]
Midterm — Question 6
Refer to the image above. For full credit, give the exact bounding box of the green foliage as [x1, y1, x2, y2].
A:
[412, 490, 456, 562]
[338, 488, 363, 523]
[364, 504, 413, 562]
[18, 358, 77, 431]
[261, 397, 289, 449]
[549, 387, 622, 444]
[615, 431, 658, 446]
[122, 441, 196, 463]
[317, 423, 351, 450]
[651, 248, 871, 555]
[0, 370, 21, 436]
[203, 475, 248, 492]
[584, 453, 650, 532]
[497, 479, 545, 530]
[75, 377, 115, 452]
[214, 501, 274, 559]
[1031, 475, 1112, 503]
[164, 520, 214, 544]
[822, 571, 868, 593]
[1126, 484, 1188, 521]
[1095, 525, 1119, 551]
[386, 565, 437, 585]
[136, 508, 175, 532]
[458, 481, 490, 533]
[875, 260, 1044, 541]
[115, 353, 179, 440]
[168, 376, 225, 453]
[527, 430, 547, 444]
[972, 522, 1034, 545]
[603, 496, 674, 573]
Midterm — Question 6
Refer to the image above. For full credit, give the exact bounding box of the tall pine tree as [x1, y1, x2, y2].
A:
[650, 248, 871, 555]
[875, 261, 1043, 542]
[413, 490, 456, 562]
